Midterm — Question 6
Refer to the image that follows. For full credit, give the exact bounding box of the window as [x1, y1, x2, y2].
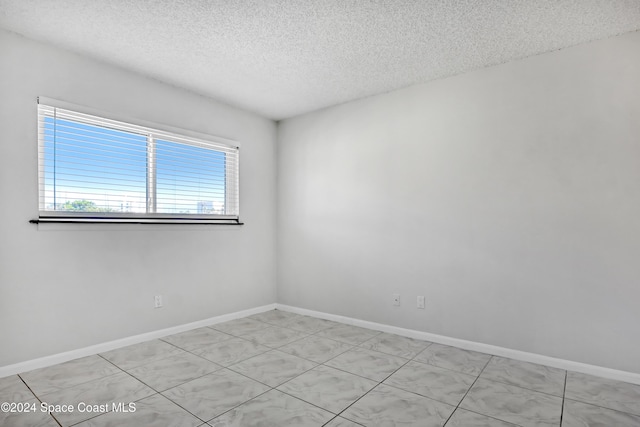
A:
[36, 99, 239, 223]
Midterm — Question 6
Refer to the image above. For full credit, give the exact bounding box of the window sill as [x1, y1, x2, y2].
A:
[29, 218, 244, 225]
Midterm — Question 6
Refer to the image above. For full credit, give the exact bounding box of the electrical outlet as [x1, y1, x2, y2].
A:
[393, 293, 400, 306]
[417, 295, 425, 309]
[154, 295, 163, 308]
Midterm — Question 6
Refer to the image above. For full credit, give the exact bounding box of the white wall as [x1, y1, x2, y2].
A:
[277, 31, 640, 373]
[0, 30, 277, 366]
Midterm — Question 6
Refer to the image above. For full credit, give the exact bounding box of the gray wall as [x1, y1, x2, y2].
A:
[0, 30, 277, 366]
[277, 31, 640, 373]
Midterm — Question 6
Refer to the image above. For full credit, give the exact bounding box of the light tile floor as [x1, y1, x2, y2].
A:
[2, 310, 640, 426]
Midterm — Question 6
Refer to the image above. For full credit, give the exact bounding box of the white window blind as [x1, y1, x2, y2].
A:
[37, 100, 240, 223]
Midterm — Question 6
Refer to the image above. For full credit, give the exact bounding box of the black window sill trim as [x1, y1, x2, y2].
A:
[30, 218, 244, 225]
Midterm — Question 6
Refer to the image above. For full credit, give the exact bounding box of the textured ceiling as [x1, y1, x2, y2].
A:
[1, 1, 639, 120]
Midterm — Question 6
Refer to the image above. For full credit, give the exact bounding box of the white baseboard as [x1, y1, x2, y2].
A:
[0, 304, 276, 378]
[4, 302, 639, 387]
[276, 303, 640, 386]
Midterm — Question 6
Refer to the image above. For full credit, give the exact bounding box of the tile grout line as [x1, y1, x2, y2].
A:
[220, 363, 285, 390]
[162, 344, 229, 369]
[15, 375, 64, 427]
[127, 319, 376, 402]
[93, 355, 177, 422]
[266, 331, 462, 424]
[100, 338, 190, 372]
[202, 321, 363, 423]
[222, 340, 322, 389]
[228, 315, 370, 364]
[20, 357, 125, 397]
[32, 355, 132, 426]
[559, 370, 567, 426]
[173, 370, 269, 425]
[98, 338, 229, 387]
[67, 408, 121, 427]
[467, 375, 566, 399]
[204, 387, 274, 425]
[448, 407, 524, 427]
[474, 357, 567, 399]
[363, 340, 500, 412]
[148, 359, 274, 425]
[26, 367, 132, 420]
[281, 342, 357, 366]
[442, 355, 494, 426]
[200, 311, 316, 424]
[321, 416, 366, 427]
[275, 387, 353, 420]
[409, 346, 493, 376]
[561, 397, 640, 418]
[281, 324, 385, 365]
[324, 344, 420, 423]
[317, 340, 420, 384]
[292, 320, 382, 347]
[237, 326, 314, 349]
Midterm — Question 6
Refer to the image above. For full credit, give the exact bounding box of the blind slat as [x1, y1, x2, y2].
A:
[40, 128, 239, 159]
[39, 151, 232, 175]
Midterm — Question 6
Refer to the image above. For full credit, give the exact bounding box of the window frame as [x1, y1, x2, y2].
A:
[35, 97, 241, 224]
